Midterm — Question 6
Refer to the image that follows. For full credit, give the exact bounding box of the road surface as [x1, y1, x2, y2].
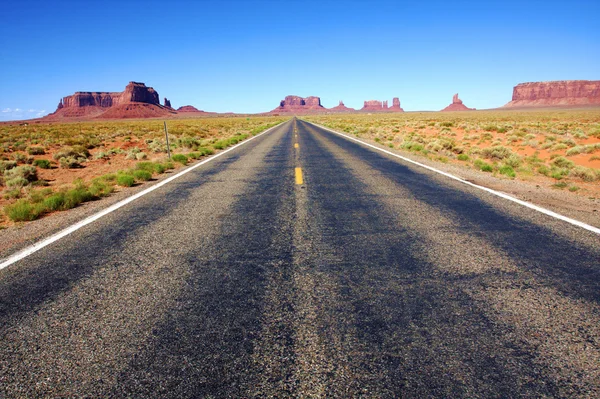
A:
[1, 119, 599, 398]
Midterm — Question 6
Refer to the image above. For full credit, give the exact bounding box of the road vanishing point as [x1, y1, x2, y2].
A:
[1, 119, 599, 398]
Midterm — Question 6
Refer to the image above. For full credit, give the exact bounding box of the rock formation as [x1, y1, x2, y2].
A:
[360, 98, 404, 112]
[329, 101, 356, 112]
[441, 93, 475, 111]
[503, 80, 600, 107]
[164, 98, 172, 108]
[48, 81, 174, 119]
[177, 105, 204, 112]
[389, 97, 404, 111]
[272, 95, 325, 113]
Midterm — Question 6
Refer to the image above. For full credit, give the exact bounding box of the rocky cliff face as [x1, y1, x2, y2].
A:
[56, 82, 161, 111]
[441, 93, 475, 111]
[49, 82, 172, 119]
[504, 80, 600, 107]
[273, 95, 325, 112]
[361, 98, 404, 112]
[389, 97, 404, 111]
[164, 98, 172, 108]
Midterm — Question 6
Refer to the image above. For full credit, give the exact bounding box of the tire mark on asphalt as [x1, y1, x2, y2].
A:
[305, 121, 600, 306]
[294, 120, 560, 397]
[307, 121, 600, 397]
[107, 124, 297, 398]
[0, 123, 294, 398]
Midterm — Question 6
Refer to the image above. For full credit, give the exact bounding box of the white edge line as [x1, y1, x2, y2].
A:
[306, 120, 600, 235]
[0, 120, 289, 271]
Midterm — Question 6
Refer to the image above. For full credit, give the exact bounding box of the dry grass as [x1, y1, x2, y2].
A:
[304, 109, 600, 193]
[0, 116, 285, 227]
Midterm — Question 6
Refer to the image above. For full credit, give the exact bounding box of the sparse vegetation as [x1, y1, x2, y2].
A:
[304, 110, 599, 195]
[0, 116, 284, 226]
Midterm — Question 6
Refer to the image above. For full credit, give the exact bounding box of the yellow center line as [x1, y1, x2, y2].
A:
[295, 167, 303, 185]
[294, 143, 299, 149]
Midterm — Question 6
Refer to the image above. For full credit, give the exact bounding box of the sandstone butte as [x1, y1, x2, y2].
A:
[441, 93, 475, 112]
[271, 96, 404, 114]
[329, 101, 356, 112]
[360, 97, 404, 112]
[177, 105, 203, 112]
[47, 82, 177, 119]
[503, 80, 600, 107]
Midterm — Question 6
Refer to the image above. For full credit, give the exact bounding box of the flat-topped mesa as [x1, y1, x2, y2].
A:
[48, 81, 175, 119]
[441, 93, 475, 111]
[361, 98, 404, 112]
[56, 81, 161, 110]
[504, 80, 600, 107]
[273, 95, 325, 113]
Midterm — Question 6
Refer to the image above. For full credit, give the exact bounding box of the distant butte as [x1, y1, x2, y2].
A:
[271, 95, 326, 113]
[270, 96, 404, 114]
[503, 80, 600, 108]
[177, 105, 204, 112]
[329, 101, 356, 112]
[48, 82, 176, 119]
[361, 98, 404, 112]
[441, 93, 475, 111]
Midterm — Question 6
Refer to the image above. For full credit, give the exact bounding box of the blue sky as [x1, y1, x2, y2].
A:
[1, 0, 598, 120]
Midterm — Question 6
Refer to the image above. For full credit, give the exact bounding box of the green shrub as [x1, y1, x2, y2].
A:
[5, 177, 29, 188]
[550, 167, 570, 180]
[566, 146, 583, 156]
[171, 154, 188, 165]
[3, 189, 22, 200]
[28, 188, 52, 203]
[117, 174, 135, 187]
[53, 145, 90, 161]
[457, 154, 469, 161]
[43, 193, 66, 211]
[481, 146, 514, 160]
[135, 152, 147, 160]
[4, 165, 37, 182]
[33, 159, 52, 169]
[569, 166, 599, 182]
[11, 153, 27, 162]
[569, 185, 580, 192]
[198, 147, 214, 156]
[474, 159, 494, 172]
[132, 169, 152, 181]
[499, 165, 516, 178]
[537, 165, 550, 176]
[4, 199, 42, 222]
[62, 187, 93, 209]
[59, 156, 83, 169]
[552, 157, 575, 169]
[27, 147, 45, 155]
[0, 160, 17, 172]
[136, 162, 166, 174]
[552, 182, 568, 189]
[88, 180, 114, 197]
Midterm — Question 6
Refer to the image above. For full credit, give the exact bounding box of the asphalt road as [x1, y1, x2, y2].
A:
[1, 119, 599, 398]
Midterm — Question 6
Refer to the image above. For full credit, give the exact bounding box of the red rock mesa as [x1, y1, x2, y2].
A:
[360, 98, 404, 112]
[503, 80, 600, 107]
[48, 82, 175, 119]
